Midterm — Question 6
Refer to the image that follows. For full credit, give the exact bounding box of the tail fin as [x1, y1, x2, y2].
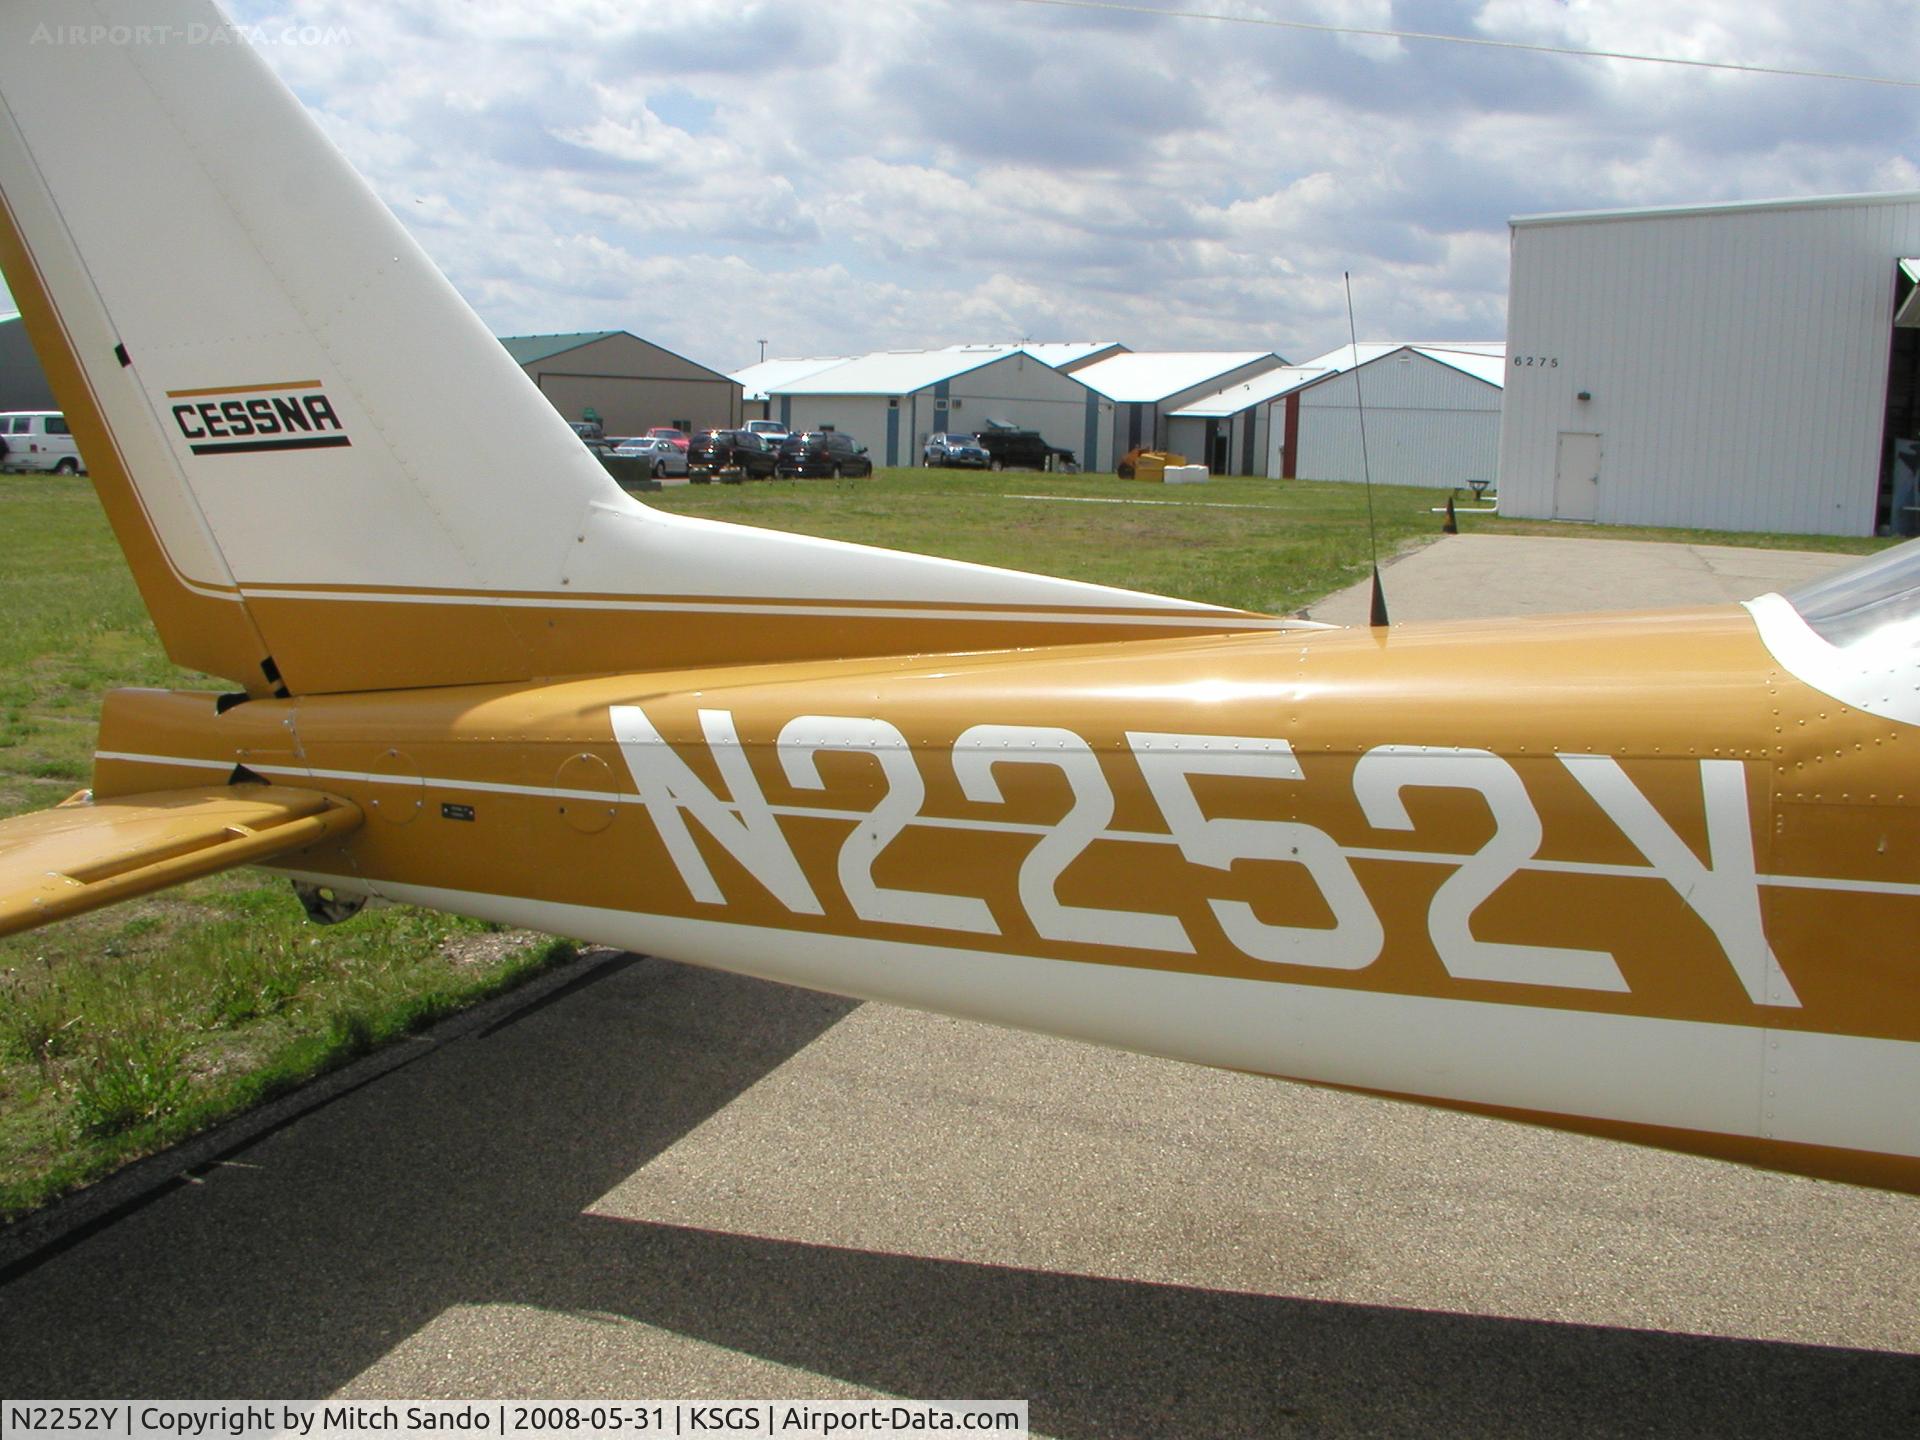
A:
[0, 1, 1291, 696]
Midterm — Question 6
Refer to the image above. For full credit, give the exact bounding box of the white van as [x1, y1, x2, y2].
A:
[0, 411, 85, 474]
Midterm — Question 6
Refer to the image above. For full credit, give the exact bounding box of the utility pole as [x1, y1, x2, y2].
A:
[758, 338, 768, 363]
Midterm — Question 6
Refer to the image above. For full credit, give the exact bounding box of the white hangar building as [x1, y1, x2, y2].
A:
[1163, 365, 1331, 475]
[1073, 351, 1288, 465]
[1280, 342, 1505, 487]
[734, 355, 853, 422]
[499, 330, 741, 437]
[1498, 192, 1920, 536]
[766, 345, 1117, 470]
[1163, 342, 1504, 483]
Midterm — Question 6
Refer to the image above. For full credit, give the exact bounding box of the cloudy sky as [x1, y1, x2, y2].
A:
[19, 1, 1920, 374]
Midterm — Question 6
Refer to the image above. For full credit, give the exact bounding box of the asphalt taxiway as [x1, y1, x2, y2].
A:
[3, 531, 1916, 1437]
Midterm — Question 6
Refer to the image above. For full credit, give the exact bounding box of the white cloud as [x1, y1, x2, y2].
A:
[5, 0, 1903, 367]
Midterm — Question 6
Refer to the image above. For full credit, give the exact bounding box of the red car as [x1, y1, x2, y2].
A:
[646, 426, 690, 452]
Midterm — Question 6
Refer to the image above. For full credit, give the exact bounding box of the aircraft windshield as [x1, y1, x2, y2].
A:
[1785, 538, 1920, 650]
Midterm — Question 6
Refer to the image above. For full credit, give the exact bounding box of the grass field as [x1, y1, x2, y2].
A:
[0, 477, 582, 1219]
[644, 468, 1893, 576]
[0, 465, 1893, 1220]
[648, 468, 1457, 615]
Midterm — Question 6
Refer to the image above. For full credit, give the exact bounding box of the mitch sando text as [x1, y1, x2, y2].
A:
[0, 1403, 1028, 1439]
[611, 706, 1799, 1008]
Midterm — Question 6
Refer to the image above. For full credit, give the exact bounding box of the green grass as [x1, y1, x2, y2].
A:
[0, 474, 577, 1220]
[652, 469, 1458, 616]
[0, 466, 1894, 1220]
[645, 468, 1894, 608]
[1474, 513, 1890, 554]
[0, 871, 579, 1215]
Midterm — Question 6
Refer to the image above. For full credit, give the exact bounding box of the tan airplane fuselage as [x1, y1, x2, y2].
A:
[91, 603, 1920, 1194]
[3, 0, 1914, 1201]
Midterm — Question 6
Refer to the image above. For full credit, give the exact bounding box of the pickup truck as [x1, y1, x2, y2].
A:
[974, 426, 1077, 472]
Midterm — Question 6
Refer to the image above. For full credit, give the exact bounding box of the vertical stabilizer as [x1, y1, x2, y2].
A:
[0, 1, 1293, 695]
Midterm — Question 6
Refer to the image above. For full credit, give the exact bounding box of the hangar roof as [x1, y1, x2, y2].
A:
[1512, 190, 1920, 229]
[1168, 366, 1333, 418]
[1300, 342, 1506, 388]
[1073, 351, 1282, 403]
[731, 355, 854, 401]
[1017, 341, 1127, 369]
[931, 341, 1122, 368]
[775, 346, 1077, 396]
[498, 331, 621, 365]
[502, 330, 738, 385]
[741, 342, 1126, 399]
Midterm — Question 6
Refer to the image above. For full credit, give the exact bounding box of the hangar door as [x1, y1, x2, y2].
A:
[1886, 260, 1920, 532]
[1554, 432, 1601, 521]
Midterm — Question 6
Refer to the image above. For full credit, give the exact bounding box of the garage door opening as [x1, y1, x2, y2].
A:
[1883, 259, 1920, 533]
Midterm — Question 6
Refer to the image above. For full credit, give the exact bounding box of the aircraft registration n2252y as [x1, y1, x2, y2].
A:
[1, 0, 1917, 1195]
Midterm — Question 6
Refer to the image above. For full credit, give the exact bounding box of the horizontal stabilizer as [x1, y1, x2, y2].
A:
[0, 784, 362, 938]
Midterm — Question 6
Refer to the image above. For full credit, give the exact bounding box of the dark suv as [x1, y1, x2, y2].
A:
[923, 431, 990, 468]
[776, 430, 873, 479]
[688, 428, 778, 482]
[975, 426, 1076, 472]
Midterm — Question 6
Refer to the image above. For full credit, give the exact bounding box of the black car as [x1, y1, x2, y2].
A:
[974, 426, 1077, 472]
[776, 430, 873, 479]
[688, 428, 778, 482]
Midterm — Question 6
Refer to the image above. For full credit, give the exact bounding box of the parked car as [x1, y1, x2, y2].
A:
[568, 419, 603, 441]
[974, 425, 1076, 472]
[689, 428, 779, 482]
[744, 420, 791, 446]
[582, 437, 663, 489]
[922, 431, 990, 469]
[0, 411, 84, 475]
[646, 426, 691, 452]
[613, 435, 690, 479]
[776, 430, 873, 479]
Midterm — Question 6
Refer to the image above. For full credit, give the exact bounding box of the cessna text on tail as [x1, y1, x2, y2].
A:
[0, 0, 1916, 1195]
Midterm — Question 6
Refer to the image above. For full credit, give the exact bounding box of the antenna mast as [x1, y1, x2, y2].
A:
[1345, 271, 1388, 628]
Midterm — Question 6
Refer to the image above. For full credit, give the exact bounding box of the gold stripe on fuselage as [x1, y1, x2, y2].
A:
[92, 605, 1920, 1049]
[235, 592, 1298, 694]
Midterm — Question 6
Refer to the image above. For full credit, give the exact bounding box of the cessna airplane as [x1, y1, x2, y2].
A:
[1, 0, 1917, 1196]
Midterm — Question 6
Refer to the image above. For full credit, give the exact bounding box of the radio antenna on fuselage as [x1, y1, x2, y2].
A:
[1344, 271, 1388, 628]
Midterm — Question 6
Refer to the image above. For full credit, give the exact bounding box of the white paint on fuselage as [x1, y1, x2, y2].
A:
[286, 872, 1920, 1165]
